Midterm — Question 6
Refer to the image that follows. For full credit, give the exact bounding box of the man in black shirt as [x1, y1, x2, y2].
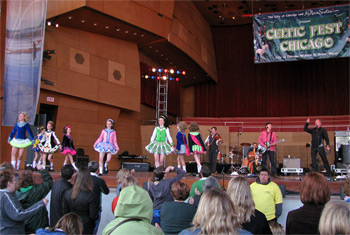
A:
[304, 118, 332, 176]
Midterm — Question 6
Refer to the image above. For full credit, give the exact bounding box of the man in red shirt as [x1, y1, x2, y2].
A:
[258, 122, 278, 177]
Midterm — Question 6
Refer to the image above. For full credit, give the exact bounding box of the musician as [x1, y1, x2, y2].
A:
[205, 127, 222, 173]
[248, 142, 260, 175]
[304, 118, 332, 177]
[258, 122, 278, 177]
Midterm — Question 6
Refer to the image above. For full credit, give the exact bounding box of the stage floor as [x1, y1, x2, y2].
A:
[30, 170, 346, 195]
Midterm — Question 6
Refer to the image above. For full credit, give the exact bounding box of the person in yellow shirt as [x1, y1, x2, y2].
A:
[250, 168, 283, 221]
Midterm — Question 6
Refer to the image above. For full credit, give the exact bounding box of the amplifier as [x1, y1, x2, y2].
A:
[281, 168, 303, 175]
[283, 157, 301, 168]
[122, 162, 150, 172]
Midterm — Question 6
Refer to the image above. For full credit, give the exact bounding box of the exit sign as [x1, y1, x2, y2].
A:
[46, 96, 55, 102]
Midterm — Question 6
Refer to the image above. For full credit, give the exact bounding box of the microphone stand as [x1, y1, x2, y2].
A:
[221, 167, 225, 191]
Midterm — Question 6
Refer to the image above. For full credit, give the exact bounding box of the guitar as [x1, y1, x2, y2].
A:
[258, 139, 285, 154]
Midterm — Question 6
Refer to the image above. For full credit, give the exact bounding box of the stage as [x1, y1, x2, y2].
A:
[30, 170, 346, 195]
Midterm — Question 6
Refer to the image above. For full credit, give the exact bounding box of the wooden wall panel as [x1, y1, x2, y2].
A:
[47, 0, 86, 19]
[182, 86, 195, 117]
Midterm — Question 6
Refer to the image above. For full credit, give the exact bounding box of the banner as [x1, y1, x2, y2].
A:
[253, 5, 350, 63]
[2, 0, 47, 126]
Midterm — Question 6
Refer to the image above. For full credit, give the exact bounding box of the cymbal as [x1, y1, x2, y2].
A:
[231, 150, 243, 155]
[240, 143, 251, 147]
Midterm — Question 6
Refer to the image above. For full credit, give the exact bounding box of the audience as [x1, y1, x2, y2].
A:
[116, 168, 134, 196]
[250, 168, 283, 222]
[286, 172, 330, 234]
[191, 176, 220, 207]
[160, 182, 197, 234]
[318, 200, 350, 235]
[0, 169, 48, 234]
[111, 175, 139, 214]
[269, 221, 285, 235]
[180, 188, 250, 235]
[103, 185, 163, 235]
[88, 161, 110, 234]
[343, 179, 350, 203]
[50, 164, 74, 227]
[189, 164, 211, 198]
[14, 164, 53, 233]
[148, 166, 186, 224]
[36, 212, 83, 235]
[227, 176, 272, 234]
[63, 167, 99, 234]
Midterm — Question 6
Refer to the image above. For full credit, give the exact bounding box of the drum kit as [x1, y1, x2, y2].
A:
[217, 142, 263, 175]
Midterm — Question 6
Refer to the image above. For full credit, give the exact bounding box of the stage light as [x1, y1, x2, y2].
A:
[55, 23, 59, 28]
[145, 75, 149, 79]
[47, 21, 51, 26]
[170, 69, 175, 74]
[182, 71, 186, 75]
[157, 76, 161, 80]
[162, 76, 167, 80]
[151, 76, 155, 79]
[152, 68, 156, 72]
[158, 68, 162, 73]
[169, 77, 173, 81]
[176, 70, 181, 74]
[176, 78, 180, 82]
[164, 69, 168, 73]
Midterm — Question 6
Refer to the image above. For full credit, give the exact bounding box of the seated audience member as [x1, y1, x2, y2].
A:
[191, 176, 220, 208]
[0, 162, 15, 172]
[189, 165, 211, 198]
[269, 221, 285, 235]
[89, 161, 110, 234]
[63, 167, 99, 235]
[115, 168, 135, 196]
[111, 175, 139, 214]
[250, 168, 283, 222]
[50, 164, 74, 227]
[161, 182, 197, 234]
[286, 172, 330, 234]
[180, 188, 250, 235]
[103, 185, 163, 235]
[36, 212, 83, 235]
[227, 176, 272, 234]
[318, 200, 350, 235]
[148, 166, 186, 224]
[0, 169, 48, 234]
[343, 179, 350, 203]
[15, 164, 53, 233]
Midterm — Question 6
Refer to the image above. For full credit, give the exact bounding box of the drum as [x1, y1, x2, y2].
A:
[217, 152, 222, 161]
[248, 151, 255, 161]
[242, 158, 249, 167]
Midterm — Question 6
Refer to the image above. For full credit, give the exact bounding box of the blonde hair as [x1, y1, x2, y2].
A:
[178, 121, 187, 132]
[117, 168, 130, 183]
[319, 200, 350, 235]
[343, 179, 350, 197]
[122, 175, 139, 189]
[227, 176, 255, 224]
[19, 112, 29, 122]
[192, 188, 240, 234]
[269, 221, 285, 235]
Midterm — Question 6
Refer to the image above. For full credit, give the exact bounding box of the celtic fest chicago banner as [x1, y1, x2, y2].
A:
[2, 0, 47, 126]
[253, 4, 350, 63]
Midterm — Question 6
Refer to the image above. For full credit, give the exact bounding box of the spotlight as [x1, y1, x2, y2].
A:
[182, 71, 186, 75]
[170, 69, 175, 74]
[169, 77, 173, 81]
[145, 75, 149, 79]
[152, 68, 156, 72]
[162, 76, 167, 80]
[47, 21, 51, 26]
[55, 23, 59, 28]
[164, 69, 168, 73]
[157, 68, 162, 73]
[176, 78, 180, 82]
[176, 70, 181, 74]
[157, 76, 161, 80]
[151, 76, 155, 79]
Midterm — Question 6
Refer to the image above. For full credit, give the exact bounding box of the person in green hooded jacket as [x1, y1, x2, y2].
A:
[15, 164, 53, 234]
[103, 185, 163, 235]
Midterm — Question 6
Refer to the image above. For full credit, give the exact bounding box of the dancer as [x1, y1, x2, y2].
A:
[188, 122, 206, 176]
[8, 112, 35, 170]
[94, 119, 119, 175]
[145, 115, 174, 168]
[32, 126, 45, 169]
[175, 121, 189, 171]
[61, 125, 78, 171]
[39, 121, 61, 170]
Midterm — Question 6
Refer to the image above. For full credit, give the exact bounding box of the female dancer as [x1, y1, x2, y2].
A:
[145, 115, 174, 168]
[188, 122, 206, 176]
[39, 121, 60, 170]
[8, 112, 35, 170]
[175, 122, 189, 171]
[94, 119, 119, 175]
[61, 125, 78, 171]
[32, 126, 45, 169]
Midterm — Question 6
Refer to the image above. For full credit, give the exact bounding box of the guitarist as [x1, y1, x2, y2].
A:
[205, 127, 222, 173]
[304, 118, 331, 177]
[258, 122, 278, 177]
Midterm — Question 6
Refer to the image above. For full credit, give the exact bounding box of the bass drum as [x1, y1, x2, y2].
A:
[242, 158, 249, 167]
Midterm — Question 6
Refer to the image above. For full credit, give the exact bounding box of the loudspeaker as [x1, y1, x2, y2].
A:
[122, 162, 150, 172]
[216, 163, 231, 174]
[186, 162, 198, 173]
[283, 157, 301, 168]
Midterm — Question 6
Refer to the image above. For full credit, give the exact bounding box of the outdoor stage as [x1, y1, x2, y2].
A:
[31, 170, 346, 195]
